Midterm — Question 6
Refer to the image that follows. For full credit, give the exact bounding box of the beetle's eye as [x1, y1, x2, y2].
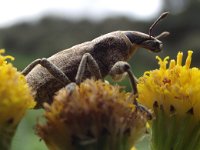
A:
[151, 40, 163, 52]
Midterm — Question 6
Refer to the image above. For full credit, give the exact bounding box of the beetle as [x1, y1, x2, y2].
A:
[22, 12, 169, 108]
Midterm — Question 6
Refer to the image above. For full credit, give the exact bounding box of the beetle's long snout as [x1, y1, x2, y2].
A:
[124, 31, 163, 52]
[142, 38, 163, 52]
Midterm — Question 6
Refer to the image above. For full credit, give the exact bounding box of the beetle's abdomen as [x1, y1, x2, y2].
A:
[26, 42, 95, 108]
[26, 65, 64, 108]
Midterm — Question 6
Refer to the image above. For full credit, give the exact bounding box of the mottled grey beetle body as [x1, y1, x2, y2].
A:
[24, 12, 169, 108]
[26, 31, 134, 106]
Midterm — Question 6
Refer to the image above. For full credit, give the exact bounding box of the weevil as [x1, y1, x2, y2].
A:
[23, 12, 169, 108]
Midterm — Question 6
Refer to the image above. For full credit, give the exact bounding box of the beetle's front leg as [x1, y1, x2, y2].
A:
[109, 61, 152, 119]
[22, 58, 71, 85]
[75, 53, 102, 84]
[109, 61, 138, 95]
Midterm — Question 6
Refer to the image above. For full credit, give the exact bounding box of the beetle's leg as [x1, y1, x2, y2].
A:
[109, 61, 152, 119]
[109, 61, 138, 94]
[65, 82, 77, 95]
[22, 58, 71, 85]
[22, 59, 41, 75]
[75, 53, 102, 84]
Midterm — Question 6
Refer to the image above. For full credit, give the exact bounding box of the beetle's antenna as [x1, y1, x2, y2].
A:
[149, 12, 169, 38]
[156, 31, 170, 39]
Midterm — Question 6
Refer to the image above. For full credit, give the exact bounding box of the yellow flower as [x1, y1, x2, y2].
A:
[37, 79, 148, 150]
[137, 51, 200, 150]
[0, 49, 36, 149]
[131, 147, 137, 150]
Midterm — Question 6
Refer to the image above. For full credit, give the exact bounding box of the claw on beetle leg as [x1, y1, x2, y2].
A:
[134, 99, 152, 120]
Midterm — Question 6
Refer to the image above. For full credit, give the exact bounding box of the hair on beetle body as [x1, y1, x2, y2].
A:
[22, 12, 169, 110]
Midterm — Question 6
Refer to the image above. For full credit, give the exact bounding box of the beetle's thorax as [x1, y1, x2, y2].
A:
[91, 31, 134, 67]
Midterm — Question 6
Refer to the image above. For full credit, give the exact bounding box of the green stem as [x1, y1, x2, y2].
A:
[173, 114, 193, 150]
[0, 126, 16, 150]
[185, 121, 200, 150]
[151, 105, 166, 150]
[163, 114, 177, 150]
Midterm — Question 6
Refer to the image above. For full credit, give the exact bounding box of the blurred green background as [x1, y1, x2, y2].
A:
[0, 0, 199, 149]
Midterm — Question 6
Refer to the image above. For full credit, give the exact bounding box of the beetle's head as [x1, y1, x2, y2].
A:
[125, 31, 169, 52]
[124, 12, 169, 53]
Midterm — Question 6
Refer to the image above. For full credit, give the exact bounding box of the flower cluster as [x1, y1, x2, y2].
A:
[37, 80, 148, 150]
[0, 49, 35, 149]
[137, 51, 200, 150]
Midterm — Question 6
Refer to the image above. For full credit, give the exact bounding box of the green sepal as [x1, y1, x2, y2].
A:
[150, 106, 200, 150]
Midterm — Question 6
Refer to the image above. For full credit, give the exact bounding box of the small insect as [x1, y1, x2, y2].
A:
[23, 12, 169, 108]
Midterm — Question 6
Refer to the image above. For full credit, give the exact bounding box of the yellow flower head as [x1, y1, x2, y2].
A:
[37, 79, 148, 150]
[137, 50, 200, 119]
[0, 49, 36, 149]
[137, 51, 200, 150]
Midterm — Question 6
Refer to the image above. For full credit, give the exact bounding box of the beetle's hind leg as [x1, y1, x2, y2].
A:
[109, 61, 152, 119]
[75, 53, 102, 84]
[22, 58, 71, 85]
